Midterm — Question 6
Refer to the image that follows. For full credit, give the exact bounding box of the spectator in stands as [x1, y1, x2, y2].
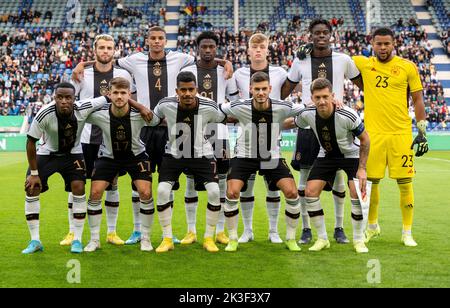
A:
[44, 10, 52, 21]
[408, 17, 419, 27]
[331, 16, 338, 28]
[116, 0, 124, 18]
[397, 17, 404, 28]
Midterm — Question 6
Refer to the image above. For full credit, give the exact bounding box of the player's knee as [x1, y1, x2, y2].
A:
[90, 186, 104, 200]
[305, 186, 320, 198]
[71, 181, 85, 195]
[139, 189, 152, 201]
[226, 188, 240, 200]
[283, 187, 298, 200]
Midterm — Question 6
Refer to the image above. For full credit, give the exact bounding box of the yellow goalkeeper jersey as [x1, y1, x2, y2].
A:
[353, 55, 423, 135]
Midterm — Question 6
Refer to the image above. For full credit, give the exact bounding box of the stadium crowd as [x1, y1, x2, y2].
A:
[0, 18, 448, 129]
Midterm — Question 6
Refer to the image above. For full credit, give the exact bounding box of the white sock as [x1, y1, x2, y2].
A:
[224, 197, 239, 240]
[25, 195, 40, 241]
[285, 197, 301, 240]
[240, 174, 255, 233]
[158, 205, 173, 239]
[105, 185, 120, 233]
[140, 198, 154, 239]
[87, 199, 102, 241]
[216, 175, 227, 234]
[351, 198, 364, 241]
[204, 182, 221, 238]
[298, 168, 311, 229]
[266, 187, 281, 234]
[306, 197, 327, 240]
[67, 193, 74, 233]
[184, 176, 198, 234]
[333, 171, 346, 229]
[131, 190, 141, 232]
[157, 182, 174, 239]
[72, 194, 87, 242]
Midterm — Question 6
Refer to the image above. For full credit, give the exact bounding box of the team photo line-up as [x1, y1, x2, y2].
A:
[22, 19, 429, 255]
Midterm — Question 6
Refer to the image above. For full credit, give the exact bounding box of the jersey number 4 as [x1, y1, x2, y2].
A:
[375, 76, 389, 88]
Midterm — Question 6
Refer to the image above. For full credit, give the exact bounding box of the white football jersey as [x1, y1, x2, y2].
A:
[150, 95, 226, 158]
[220, 98, 303, 159]
[287, 51, 360, 105]
[27, 96, 108, 155]
[181, 63, 239, 140]
[117, 51, 195, 109]
[86, 104, 148, 159]
[71, 64, 135, 145]
[295, 106, 364, 159]
[234, 65, 287, 100]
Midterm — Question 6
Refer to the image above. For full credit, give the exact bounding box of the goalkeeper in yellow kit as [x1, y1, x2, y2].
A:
[353, 28, 428, 247]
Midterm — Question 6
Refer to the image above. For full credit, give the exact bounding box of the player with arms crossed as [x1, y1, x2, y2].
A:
[61, 34, 136, 247]
[180, 31, 239, 245]
[286, 78, 370, 253]
[281, 18, 364, 245]
[221, 72, 303, 252]
[233, 33, 288, 244]
[149, 71, 225, 253]
[83, 77, 155, 252]
[23, 83, 110, 254]
[353, 28, 428, 246]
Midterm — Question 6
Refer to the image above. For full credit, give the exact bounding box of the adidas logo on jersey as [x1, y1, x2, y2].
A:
[184, 117, 191, 122]
[259, 117, 267, 123]
[319, 63, 326, 68]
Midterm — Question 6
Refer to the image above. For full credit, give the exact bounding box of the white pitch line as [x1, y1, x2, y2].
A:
[421, 157, 450, 163]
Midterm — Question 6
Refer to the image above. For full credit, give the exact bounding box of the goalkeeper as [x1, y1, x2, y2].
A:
[353, 27, 428, 247]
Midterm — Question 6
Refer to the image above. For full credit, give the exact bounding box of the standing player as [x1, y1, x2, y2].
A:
[73, 26, 233, 244]
[83, 77, 155, 252]
[220, 72, 303, 252]
[290, 78, 370, 253]
[353, 28, 428, 246]
[148, 71, 225, 253]
[61, 34, 135, 247]
[233, 33, 288, 244]
[281, 18, 363, 245]
[22, 83, 109, 254]
[180, 31, 239, 245]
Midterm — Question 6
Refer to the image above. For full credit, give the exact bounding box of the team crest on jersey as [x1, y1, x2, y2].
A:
[391, 66, 401, 76]
[318, 63, 327, 79]
[203, 74, 212, 90]
[153, 62, 162, 76]
[322, 131, 331, 141]
[64, 124, 74, 136]
[100, 79, 109, 96]
[116, 125, 126, 141]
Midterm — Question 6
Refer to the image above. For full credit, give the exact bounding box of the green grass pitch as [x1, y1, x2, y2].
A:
[0, 151, 449, 288]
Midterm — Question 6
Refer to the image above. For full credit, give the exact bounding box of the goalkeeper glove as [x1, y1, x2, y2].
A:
[296, 43, 313, 60]
[411, 120, 429, 157]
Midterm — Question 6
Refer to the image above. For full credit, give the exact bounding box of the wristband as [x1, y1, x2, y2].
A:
[30, 170, 39, 176]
